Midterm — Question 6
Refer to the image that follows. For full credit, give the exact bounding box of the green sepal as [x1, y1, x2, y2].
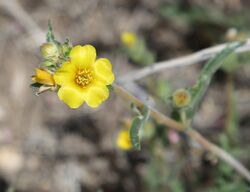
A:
[30, 82, 43, 88]
[107, 85, 114, 92]
[46, 21, 60, 46]
[43, 60, 54, 67]
[61, 38, 72, 57]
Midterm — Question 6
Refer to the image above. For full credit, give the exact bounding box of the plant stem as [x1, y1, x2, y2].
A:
[114, 84, 184, 131]
[187, 129, 250, 181]
[113, 83, 250, 182]
[118, 39, 250, 83]
[225, 72, 238, 138]
[186, 42, 242, 118]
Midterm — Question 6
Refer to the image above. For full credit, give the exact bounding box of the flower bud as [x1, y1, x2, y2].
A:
[40, 42, 59, 59]
[32, 68, 55, 86]
[121, 32, 137, 48]
[225, 28, 238, 41]
[173, 89, 191, 108]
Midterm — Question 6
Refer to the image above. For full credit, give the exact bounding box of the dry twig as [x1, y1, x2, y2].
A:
[119, 39, 250, 82]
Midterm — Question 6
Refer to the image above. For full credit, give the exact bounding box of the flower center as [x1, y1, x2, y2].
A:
[75, 68, 93, 87]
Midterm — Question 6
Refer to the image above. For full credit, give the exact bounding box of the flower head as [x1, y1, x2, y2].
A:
[121, 32, 137, 48]
[54, 45, 115, 109]
[32, 68, 55, 86]
[172, 89, 191, 108]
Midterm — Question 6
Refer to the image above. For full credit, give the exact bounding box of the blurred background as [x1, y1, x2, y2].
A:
[0, 0, 250, 191]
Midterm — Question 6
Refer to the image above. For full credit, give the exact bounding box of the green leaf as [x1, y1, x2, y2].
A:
[130, 117, 142, 150]
[46, 21, 55, 43]
[199, 42, 243, 79]
[185, 42, 244, 118]
[130, 106, 150, 150]
[46, 21, 60, 47]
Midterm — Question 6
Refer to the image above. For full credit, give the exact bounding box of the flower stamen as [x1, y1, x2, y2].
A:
[75, 68, 93, 87]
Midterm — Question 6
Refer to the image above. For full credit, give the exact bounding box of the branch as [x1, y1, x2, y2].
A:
[118, 39, 250, 83]
[113, 83, 250, 182]
[187, 129, 250, 182]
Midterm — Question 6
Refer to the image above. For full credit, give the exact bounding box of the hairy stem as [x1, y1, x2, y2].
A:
[118, 39, 250, 83]
[113, 83, 250, 182]
[186, 42, 242, 118]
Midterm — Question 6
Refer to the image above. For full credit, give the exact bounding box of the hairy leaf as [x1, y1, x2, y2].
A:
[130, 106, 150, 150]
[46, 21, 55, 43]
[186, 42, 244, 118]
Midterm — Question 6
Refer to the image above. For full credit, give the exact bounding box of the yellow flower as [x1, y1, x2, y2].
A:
[121, 32, 137, 47]
[116, 129, 132, 151]
[32, 68, 55, 86]
[54, 45, 115, 109]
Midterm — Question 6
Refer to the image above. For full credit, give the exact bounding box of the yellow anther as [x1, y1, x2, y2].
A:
[75, 68, 93, 87]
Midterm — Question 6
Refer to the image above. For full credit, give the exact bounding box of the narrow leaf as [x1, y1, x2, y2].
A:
[186, 42, 244, 118]
[130, 106, 150, 150]
[130, 117, 142, 150]
[46, 21, 55, 43]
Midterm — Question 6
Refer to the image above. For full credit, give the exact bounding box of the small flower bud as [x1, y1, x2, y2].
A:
[173, 89, 191, 108]
[121, 32, 137, 48]
[40, 42, 59, 59]
[32, 68, 55, 86]
[225, 28, 238, 41]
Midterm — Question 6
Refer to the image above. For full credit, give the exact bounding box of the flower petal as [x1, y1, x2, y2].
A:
[54, 61, 76, 86]
[85, 84, 109, 108]
[93, 58, 115, 85]
[69, 45, 96, 68]
[57, 86, 85, 109]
